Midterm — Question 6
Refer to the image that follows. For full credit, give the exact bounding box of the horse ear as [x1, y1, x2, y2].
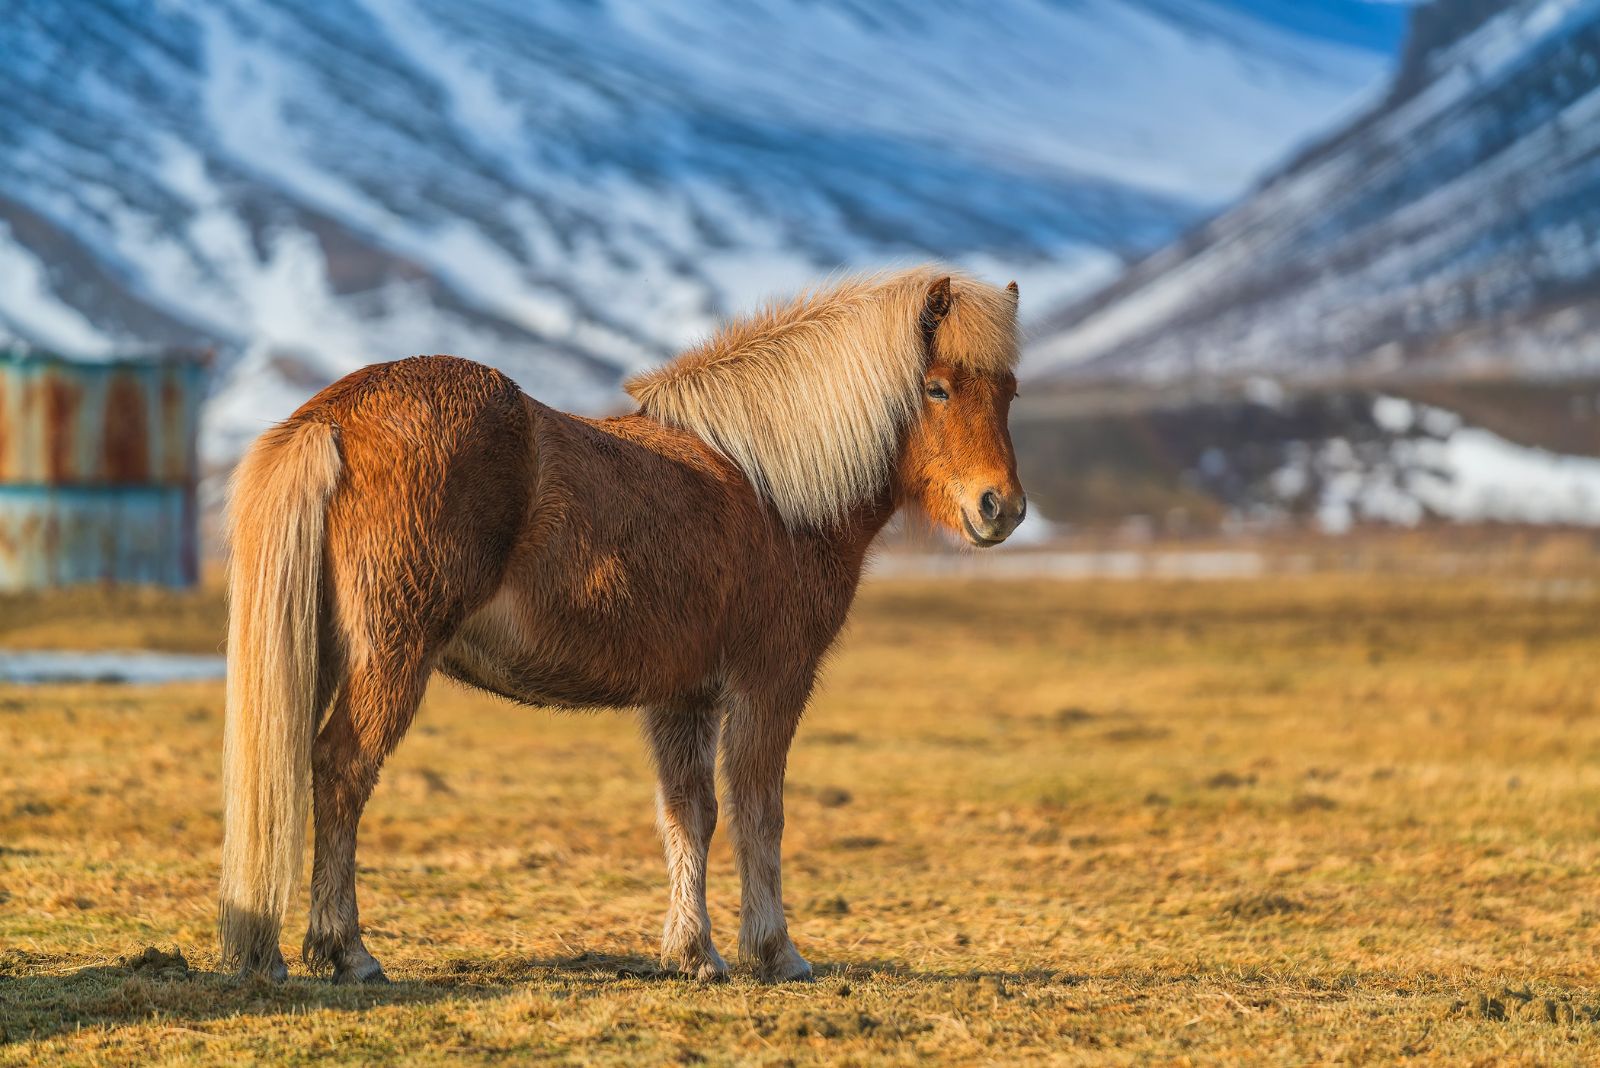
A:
[924, 276, 953, 328]
[1006, 280, 1019, 301]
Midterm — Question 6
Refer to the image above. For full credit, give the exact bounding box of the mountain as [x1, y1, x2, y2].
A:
[1033, 0, 1600, 381]
[1010, 375, 1600, 534]
[0, 0, 1400, 464]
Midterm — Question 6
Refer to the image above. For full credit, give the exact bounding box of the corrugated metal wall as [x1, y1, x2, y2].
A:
[0, 348, 207, 590]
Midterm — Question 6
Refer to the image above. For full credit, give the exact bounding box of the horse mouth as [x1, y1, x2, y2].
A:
[961, 513, 1007, 548]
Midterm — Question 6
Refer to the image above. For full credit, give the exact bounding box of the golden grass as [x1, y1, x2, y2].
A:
[6, 572, 1600, 1064]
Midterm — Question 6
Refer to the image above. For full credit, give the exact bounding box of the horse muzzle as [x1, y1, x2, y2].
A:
[961, 488, 1026, 547]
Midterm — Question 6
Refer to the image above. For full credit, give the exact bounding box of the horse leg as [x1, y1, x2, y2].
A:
[644, 699, 727, 980]
[721, 690, 812, 982]
[303, 648, 430, 983]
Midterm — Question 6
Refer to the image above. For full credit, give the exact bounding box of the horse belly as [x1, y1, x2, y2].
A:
[440, 584, 713, 709]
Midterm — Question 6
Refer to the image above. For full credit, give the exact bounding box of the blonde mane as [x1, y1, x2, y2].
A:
[624, 265, 1019, 529]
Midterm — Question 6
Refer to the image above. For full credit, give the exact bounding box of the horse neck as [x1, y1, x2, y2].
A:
[810, 424, 931, 569]
[798, 481, 900, 577]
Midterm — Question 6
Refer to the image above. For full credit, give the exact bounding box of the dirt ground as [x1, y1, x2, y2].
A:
[5, 565, 1600, 1064]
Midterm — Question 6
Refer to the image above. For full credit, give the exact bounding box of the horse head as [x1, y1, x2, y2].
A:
[899, 276, 1026, 547]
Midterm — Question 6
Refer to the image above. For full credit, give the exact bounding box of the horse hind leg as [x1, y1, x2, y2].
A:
[303, 646, 431, 983]
[644, 698, 727, 981]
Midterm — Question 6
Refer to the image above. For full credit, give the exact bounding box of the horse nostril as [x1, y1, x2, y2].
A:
[979, 490, 1001, 522]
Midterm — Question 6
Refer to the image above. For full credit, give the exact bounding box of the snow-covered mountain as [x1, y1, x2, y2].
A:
[1034, 0, 1600, 381]
[0, 0, 1400, 462]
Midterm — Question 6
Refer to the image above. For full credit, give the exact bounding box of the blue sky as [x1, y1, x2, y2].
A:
[1220, 0, 1414, 53]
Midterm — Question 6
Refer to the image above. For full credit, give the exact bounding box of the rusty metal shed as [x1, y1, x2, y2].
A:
[0, 346, 208, 589]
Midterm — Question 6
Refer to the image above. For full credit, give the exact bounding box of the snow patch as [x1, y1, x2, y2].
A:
[0, 224, 116, 357]
[0, 650, 226, 685]
[1406, 428, 1600, 525]
[1271, 396, 1600, 530]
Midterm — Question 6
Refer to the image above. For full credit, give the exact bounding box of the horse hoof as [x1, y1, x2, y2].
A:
[663, 944, 729, 982]
[333, 958, 389, 985]
[692, 952, 730, 983]
[237, 956, 288, 982]
[758, 948, 814, 984]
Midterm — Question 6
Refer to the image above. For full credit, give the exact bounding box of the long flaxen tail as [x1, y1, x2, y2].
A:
[219, 418, 342, 977]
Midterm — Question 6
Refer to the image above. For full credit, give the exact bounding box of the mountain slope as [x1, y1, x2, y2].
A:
[0, 0, 1398, 462]
[1033, 0, 1600, 381]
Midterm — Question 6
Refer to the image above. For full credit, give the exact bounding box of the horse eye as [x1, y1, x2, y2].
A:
[926, 384, 949, 402]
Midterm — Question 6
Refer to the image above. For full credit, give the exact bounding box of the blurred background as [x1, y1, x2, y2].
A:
[2, 0, 1598, 586]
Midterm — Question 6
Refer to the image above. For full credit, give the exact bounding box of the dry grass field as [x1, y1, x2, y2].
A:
[7, 559, 1600, 1064]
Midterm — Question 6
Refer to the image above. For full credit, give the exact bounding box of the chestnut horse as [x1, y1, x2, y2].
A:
[219, 266, 1026, 983]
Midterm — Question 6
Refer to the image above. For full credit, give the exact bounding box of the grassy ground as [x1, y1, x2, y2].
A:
[6, 570, 1600, 1064]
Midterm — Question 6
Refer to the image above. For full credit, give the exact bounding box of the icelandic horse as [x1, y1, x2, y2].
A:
[219, 266, 1027, 983]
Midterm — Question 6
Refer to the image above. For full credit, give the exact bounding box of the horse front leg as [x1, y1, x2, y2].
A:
[643, 698, 728, 980]
[722, 689, 812, 982]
